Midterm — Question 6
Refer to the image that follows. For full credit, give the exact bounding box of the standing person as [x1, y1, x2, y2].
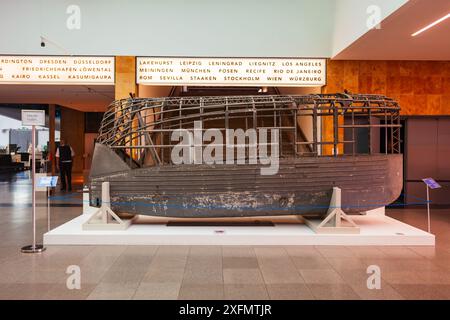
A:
[56, 139, 75, 191]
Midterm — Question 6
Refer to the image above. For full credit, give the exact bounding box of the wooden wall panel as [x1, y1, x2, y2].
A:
[323, 60, 450, 115]
[321, 60, 450, 155]
[115, 56, 137, 100]
[60, 107, 85, 173]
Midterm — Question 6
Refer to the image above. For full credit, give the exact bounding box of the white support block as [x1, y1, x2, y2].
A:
[82, 186, 91, 215]
[44, 214, 435, 246]
[303, 187, 360, 234]
[82, 182, 135, 230]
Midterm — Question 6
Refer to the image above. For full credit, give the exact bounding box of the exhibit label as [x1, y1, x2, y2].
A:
[136, 57, 326, 87]
[422, 178, 441, 189]
[21, 109, 45, 126]
[0, 56, 115, 85]
[37, 176, 59, 188]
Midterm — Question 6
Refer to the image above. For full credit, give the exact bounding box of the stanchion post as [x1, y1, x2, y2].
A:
[47, 186, 51, 232]
[21, 110, 46, 254]
[421, 177, 441, 235]
[426, 185, 430, 233]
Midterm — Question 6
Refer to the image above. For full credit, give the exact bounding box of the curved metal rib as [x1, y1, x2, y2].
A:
[96, 94, 401, 167]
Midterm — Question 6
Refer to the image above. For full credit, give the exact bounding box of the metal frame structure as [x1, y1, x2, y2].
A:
[96, 93, 401, 168]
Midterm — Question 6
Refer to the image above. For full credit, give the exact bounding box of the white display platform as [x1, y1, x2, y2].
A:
[43, 209, 435, 246]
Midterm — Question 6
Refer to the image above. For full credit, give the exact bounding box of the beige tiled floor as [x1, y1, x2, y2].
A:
[266, 283, 314, 300]
[299, 269, 346, 284]
[0, 172, 449, 300]
[307, 284, 360, 300]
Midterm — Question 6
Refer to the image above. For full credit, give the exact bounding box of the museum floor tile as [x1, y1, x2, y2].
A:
[0, 172, 449, 300]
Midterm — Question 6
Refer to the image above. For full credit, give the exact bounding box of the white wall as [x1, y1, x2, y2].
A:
[0, 0, 336, 57]
[0, 115, 24, 148]
[0, 1, 408, 59]
[0, 115, 59, 149]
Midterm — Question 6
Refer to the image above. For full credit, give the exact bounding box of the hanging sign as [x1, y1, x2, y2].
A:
[137, 57, 326, 87]
[0, 56, 115, 85]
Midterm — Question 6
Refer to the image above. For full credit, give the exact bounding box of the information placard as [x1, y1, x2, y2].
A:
[22, 109, 45, 126]
[136, 57, 326, 87]
[37, 176, 59, 188]
[422, 178, 441, 189]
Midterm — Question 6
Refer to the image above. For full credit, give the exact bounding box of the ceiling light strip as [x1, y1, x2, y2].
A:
[411, 13, 450, 37]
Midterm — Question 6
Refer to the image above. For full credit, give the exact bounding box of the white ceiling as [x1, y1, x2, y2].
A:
[333, 0, 450, 60]
[0, 85, 114, 112]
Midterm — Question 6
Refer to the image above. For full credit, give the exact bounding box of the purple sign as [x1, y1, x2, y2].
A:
[422, 178, 441, 189]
